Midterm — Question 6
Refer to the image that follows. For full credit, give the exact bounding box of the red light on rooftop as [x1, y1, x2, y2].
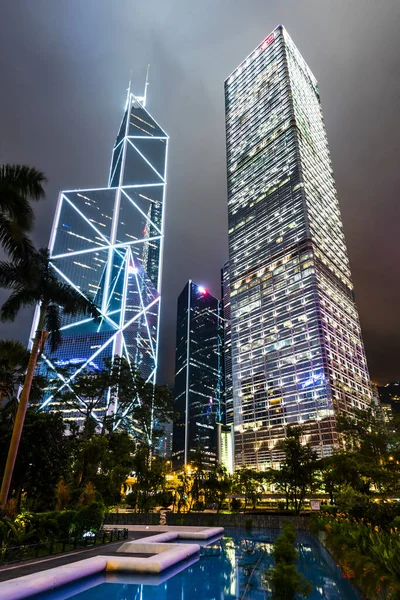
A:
[261, 33, 274, 49]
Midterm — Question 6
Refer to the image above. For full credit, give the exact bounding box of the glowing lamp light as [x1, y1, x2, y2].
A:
[128, 264, 139, 275]
[198, 286, 208, 295]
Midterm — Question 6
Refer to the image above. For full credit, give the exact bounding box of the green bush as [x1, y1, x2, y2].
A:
[335, 485, 369, 513]
[30, 511, 59, 541]
[350, 501, 400, 531]
[192, 501, 205, 512]
[230, 498, 242, 512]
[56, 510, 77, 539]
[266, 521, 311, 599]
[0, 519, 8, 545]
[320, 503, 338, 515]
[392, 516, 400, 530]
[125, 492, 136, 508]
[316, 513, 400, 598]
[267, 562, 312, 599]
[74, 502, 104, 536]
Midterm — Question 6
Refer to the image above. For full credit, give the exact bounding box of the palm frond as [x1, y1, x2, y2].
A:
[0, 164, 47, 202]
[0, 340, 30, 369]
[45, 304, 62, 352]
[0, 255, 39, 289]
[49, 281, 100, 319]
[0, 289, 38, 322]
[0, 215, 37, 262]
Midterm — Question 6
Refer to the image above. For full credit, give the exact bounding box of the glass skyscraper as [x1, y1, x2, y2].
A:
[30, 89, 168, 426]
[172, 281, 224, 470]
[225, 25, 372, 468]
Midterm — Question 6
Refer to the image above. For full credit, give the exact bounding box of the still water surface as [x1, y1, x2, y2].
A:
[37, 528, 361, 599]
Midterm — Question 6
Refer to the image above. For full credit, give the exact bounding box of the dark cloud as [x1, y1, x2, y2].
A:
[0, 0, 399, 385]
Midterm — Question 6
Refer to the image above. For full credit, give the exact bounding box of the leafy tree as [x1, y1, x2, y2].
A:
[0, 408, 73, 510]
[0, 340, 45, 426]
[129, 447, 165, 512]
[318, 452, 367, 502]
[272, 427, 317, 515]
[119, 375, 174, 451]
[205, 465, 232, 512]
[0, 164, 46, 260]
[336, 407, 390, 458]
[0, 340, 30, 404]
[330, 408, 400, 499]
[69, 431, 136, 507]
[52, 365, 112, 438]
[54, 356, 174, 449]
[0, 248, 99, 506]
[233, 467, 264, 511]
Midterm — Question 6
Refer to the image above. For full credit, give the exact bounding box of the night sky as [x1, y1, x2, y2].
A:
[0, 1, 399, 385]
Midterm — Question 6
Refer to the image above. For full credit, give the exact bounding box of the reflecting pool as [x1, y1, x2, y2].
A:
[35, 528, 361, 599]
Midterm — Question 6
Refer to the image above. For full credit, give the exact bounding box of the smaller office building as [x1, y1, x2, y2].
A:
[172, 281, 224, 470]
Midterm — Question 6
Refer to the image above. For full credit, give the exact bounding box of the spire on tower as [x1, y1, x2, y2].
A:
[143, 64, 150, 108]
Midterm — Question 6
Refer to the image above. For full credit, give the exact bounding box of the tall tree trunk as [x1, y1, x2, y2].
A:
[0, 310, 45, 507]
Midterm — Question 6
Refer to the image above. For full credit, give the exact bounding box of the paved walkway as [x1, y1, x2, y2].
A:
[0, 531, 154, 583]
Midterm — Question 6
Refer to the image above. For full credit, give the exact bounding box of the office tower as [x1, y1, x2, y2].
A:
[222, 262, 233, 428]
[30, 88, 168, 426]
[172, 281, 224, 470]
[225, 25, 372, 468]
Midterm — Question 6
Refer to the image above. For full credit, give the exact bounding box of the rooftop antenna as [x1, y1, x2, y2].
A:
[126, 69, 132, 109]
[143, 64, 150, 108]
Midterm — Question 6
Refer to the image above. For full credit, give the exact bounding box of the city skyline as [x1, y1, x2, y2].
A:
[225, 25, 372, 467]
[0, 2, 399, 386]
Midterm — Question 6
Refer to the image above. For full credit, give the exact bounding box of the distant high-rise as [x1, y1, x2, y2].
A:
[221, 262, 233, 428]
[172, 281, 224, 470]
[378, 382, 400, 415]
[225, 25, 372, 468]
[31, 88, 168, 426]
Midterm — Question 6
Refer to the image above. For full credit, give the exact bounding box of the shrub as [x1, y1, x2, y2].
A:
[350, 501, 400, 531]
[231, 498, 242, 512]
[277, 501, 286, 511]
[30, 511, 60, 541]
[55, 479, 71, 511]
[74, 501, 104, 536]
[0, 498, 18, 521]
[192, 501, 205, 512]
[320, 503, 338, 515]
[316, 512, 400, 598]
[56, 510, 77, 539]
[267, 562, 312, 599]
[392, 516, 400, 530]
[265, 521, 311, 599]
[280, 522, 296, 544]
[125, 492, 136, 508]
[335, 485, 369, 513]
[0, 519, 8, 545]
[77, 482, 97, 507]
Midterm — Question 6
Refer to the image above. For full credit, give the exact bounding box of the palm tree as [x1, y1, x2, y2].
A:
[0, 340, 46, 426]
[0, 248, 99, 506]
[0, 165, 46, 259]
[0, 340, 29, 404]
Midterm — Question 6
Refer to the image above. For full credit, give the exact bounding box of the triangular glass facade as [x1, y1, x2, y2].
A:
[31, 93, 168, 426]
